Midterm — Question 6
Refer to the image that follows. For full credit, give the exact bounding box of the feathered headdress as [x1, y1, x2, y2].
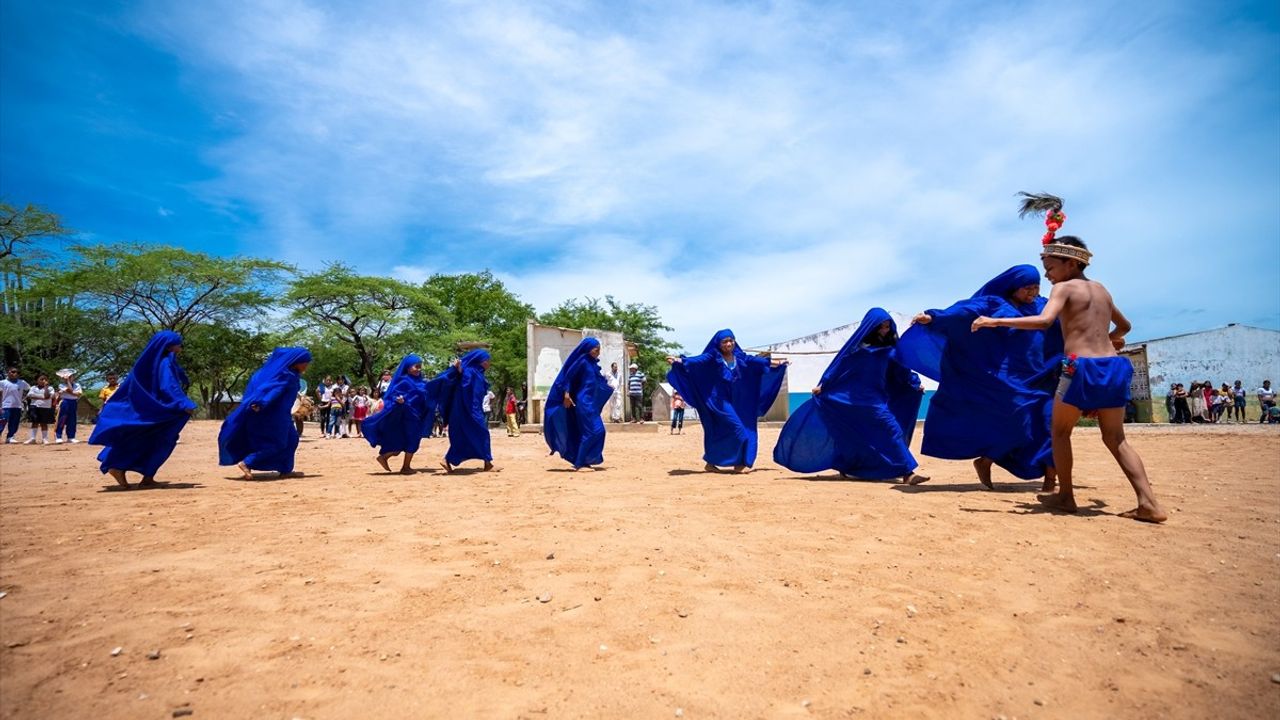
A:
[1017, 191, 1091, 265]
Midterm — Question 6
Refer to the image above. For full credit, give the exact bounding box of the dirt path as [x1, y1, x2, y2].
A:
[1, 422, 1277, 719]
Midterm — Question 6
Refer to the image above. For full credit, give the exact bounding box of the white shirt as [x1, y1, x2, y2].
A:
[378, 379, 391, 394]
[319, 384, 333, 403]
[27, 385, 55, 409]
[482, 390, 495, 413]
[57, 382, 83, 401]
[1259, 386, 1277, 401]
[0, 378, 31, 409]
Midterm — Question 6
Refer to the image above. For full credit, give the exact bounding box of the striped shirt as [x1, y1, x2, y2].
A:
[627, 370, 645, 396]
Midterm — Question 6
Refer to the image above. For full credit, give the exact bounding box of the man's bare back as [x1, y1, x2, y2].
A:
[1048, 278, 1127, 358]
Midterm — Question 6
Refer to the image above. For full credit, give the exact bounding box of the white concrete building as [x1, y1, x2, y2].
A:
[1120, 324, 1280, 421]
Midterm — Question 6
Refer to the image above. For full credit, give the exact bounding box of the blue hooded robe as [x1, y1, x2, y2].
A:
[773, 308, 923, 480]
[217, 347, 312, 473]
[667, 329, 787, 468]
[362, 354, 436, 456]
[441, 349, 493, 466]
[88, 330, 196, 477]
[544, 337, 614, 468]
[896, 265, 1060, 479]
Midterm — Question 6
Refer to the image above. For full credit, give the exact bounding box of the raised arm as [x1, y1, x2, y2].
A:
[972, 284, 1068, 332]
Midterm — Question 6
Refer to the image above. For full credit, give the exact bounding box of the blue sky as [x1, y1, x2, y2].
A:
[3, 0, 1278, 351]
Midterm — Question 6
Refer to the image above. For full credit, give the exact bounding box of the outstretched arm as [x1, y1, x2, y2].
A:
[972, 284, 1067, 332]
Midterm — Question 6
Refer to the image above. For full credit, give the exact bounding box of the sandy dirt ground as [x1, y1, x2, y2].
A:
[0, 420, 1277, 719]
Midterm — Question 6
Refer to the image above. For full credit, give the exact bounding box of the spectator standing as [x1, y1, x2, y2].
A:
[607, 362, 623, 423]
[1258, 380, 1277, 423]
[627, 362, 646, 423]
[25, 374, 55, 444]
[351, 386, 370, 438]
[1231, 380, 1247, 422]
[482, 387, 496, 422]
[670, 391, 686, 435]
[316, 376, 333, 435]
[54, 372, 84, 443]
[377, 369, 393, 396]
[99, 372, 120, 405]
[1164, 383, 1176, 423]
[0, 367, 30, 443]
[1212, 383, 1229, 423]
[1173, 383, 1191, 424]
[504, 388, 520, 437]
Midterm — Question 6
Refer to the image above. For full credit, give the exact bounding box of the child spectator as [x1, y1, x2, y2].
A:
[670, 391, 686, 435]
[351, 386, 371, 437]
[54, 372, 84, 443]
[25, 374, 56, 445]
[1, 367, 30, 443]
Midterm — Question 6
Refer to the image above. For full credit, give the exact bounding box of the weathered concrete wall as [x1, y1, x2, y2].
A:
[1127, 325, 1280, 422]
[1143, 325, 1280, 391]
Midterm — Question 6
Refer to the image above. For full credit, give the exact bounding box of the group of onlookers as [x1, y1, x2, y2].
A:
[1166, 379, 1277, 424]
[0, 366, 120, 445]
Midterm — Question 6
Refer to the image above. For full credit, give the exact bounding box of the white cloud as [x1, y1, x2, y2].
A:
[133, 0, 1279, 347]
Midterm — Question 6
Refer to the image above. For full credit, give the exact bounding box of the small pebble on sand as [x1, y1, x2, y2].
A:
[111, 647, 123, 657]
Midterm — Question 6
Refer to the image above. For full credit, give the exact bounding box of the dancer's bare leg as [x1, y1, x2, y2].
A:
[139, 475, 158, 487]
[108, 468, 129, 489]
[236, 461, 253, 480]
[1041, 464, 1057, 492]
[399, 452, 415, 475]
[973, 458, 994, 489]
[376, 453, 392, 472]
[440, 458, 454, 473]
[1096, 407, 1167, 523]
[1040, 397, 1080, 513]
[482, 461, 495, 472]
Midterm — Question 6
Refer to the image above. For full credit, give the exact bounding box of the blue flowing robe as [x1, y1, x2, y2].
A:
[668, 329, 787, 468]
[363, 354, 438, 456]
[544, 337, 614, 468]
[218, 347, 312, 473]
[896, 265, 1061, 479]
[441, 349, 493, 466]
[774, 308, 923, 480]
[88, 330, 196, 477]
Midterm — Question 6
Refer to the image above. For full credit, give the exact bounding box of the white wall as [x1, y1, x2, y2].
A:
[1141, 325, 1280, 392]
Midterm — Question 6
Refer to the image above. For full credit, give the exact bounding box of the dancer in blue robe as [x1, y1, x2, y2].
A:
[666, 329, 787, 472]
[773, 308, 928, 483]
[88, 330, 196, 489]
[363, 354, 437, 474]
[898, 265, 1062, 490]
[218, 347, 312, 479]
[544, 337, 614, 469]
[440, 349, 495, 472]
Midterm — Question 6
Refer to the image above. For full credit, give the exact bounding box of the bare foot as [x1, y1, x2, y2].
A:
[376, 454, 392, 472]
[108, 468, 130, 489]
[704, 463, 718, 473]
[399, 467, 415, 475]
[237, 461, 253, 480]
[733, 465, 751, 474]
[972, 458, 993, 489]
[1037, 492, 1078, 514]
[440, 459, 454, 474]
[483, 462, 496, 472]
[1041, 466, 1057, 492]
[905, 473, 930, 485]
[139, 477, 158, 488]
[1118, 505, 1168, 524]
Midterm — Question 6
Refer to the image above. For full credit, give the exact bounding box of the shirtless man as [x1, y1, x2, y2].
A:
[972, 236, 1166, 523]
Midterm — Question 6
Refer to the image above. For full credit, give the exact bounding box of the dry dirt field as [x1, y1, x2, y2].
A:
[1, 420, 1277, 719]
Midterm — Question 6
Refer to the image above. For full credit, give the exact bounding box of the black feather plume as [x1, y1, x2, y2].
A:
[1016, 192, 1064, 218]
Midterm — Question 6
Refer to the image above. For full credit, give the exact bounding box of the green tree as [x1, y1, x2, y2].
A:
[181, 323, 282, 418]
[286, 264, 449, 388]
[0, 201, 71, 260]
[538, 296, 678, 397]
[422, 270, 533, 394]
[63, 243, 289, 333]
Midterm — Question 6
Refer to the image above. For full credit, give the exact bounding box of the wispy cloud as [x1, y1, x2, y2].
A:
[98, 0, 1280, 347]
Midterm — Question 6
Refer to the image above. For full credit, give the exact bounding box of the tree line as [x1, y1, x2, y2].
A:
[0, 201, 678, 416]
